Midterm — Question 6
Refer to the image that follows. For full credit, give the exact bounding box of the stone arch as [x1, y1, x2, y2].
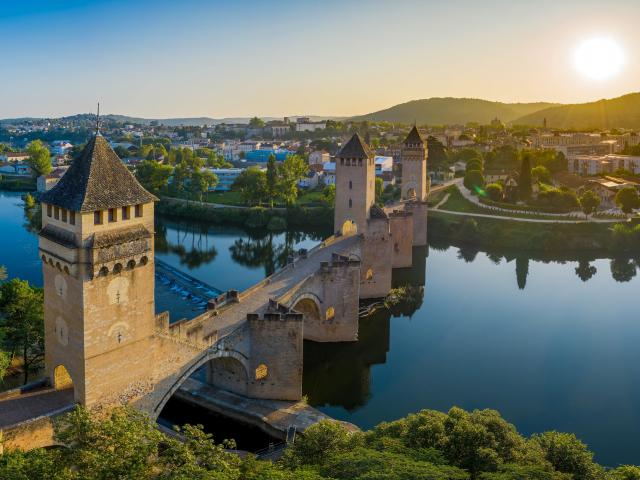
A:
[53, 365, 73, 390]
[127, 260, 136, 270]
[206, 356, 249, 395]
[140, 256, 149, 266]
[99, 266, 109, 277]
[340, 219, 357, 235]
[152, 348, 249, 418]
[292, 294, 322, 324]
[113, 263, 123, 274]
[402, 181, 418, 200]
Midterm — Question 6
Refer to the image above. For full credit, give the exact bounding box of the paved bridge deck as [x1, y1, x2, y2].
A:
[200, 234, 361, 339]
[0, 387, 74, 429]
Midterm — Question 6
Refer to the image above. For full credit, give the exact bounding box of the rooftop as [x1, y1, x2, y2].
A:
[338, 133, 373, 158]
[40, 134, 157, 212]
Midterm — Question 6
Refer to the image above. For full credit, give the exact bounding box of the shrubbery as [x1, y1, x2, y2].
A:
[3, 405, 633, 480]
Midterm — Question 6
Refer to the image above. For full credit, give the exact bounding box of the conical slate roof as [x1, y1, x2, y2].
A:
[41, 134, 157, 212]
[338, 133, 373, 158]
[403, 125, 424, 145]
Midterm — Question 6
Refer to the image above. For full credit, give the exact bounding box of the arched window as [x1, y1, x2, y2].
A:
[349, 198, 352, 208]
[255, 364, 268, 380]
[349, 180, 352, 189]
[366, 268, 374, 281]
[326, 307, 335, 321]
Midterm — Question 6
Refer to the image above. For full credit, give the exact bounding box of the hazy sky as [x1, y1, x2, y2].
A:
[1, 0, 638, 118]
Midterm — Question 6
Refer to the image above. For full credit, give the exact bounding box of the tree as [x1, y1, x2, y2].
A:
[323, 184, 335, 207]
[23, 193, 36, 209]
[532, 432, 602, 480]
[135, 160, 173, 194]
[464, 170, 485, 193]
[249, 116, 265, 128]
[233, 167, 267, 205]
[189, 169, 218, 201]
[519, 153, 532, 201]
[615, 187, 640, 216]
[485, 183, 503, 202]
[375, 177, 384, 205]
[578, 190, 600, 218]
[278, 154, 308, 205]
[0, 279, 45, 384]
[113, 146, 130, 159]
[282, 420, 354, 468]
[531, 165, 551, 184]
[266, 154, 278, 207]
[26, 140, 52, 177]
[427, 136, 448, 168]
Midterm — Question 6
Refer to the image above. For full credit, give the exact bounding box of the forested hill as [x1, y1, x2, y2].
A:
[513, 92, 640, 129]
[350, 98, 559, 125]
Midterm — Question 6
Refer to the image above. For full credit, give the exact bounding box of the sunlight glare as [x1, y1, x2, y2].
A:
[574, 37, 625, 81]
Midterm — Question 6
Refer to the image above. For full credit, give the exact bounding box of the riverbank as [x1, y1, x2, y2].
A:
[157, 196, 333, 234]
[428, 209, 639, 256]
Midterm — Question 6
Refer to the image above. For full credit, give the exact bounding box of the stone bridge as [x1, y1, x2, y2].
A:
[0, 129, 430, 451]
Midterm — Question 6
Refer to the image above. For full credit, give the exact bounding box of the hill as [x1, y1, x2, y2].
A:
[350, 97, 559, 125]
[513, 92, 640, 129]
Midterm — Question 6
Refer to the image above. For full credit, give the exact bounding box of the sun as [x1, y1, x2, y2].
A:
[574, 37, 625, 81]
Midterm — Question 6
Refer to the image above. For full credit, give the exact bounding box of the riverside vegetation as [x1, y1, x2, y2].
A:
[2, 406, 639, 480]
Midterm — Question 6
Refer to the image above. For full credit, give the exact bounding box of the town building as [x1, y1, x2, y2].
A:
[295, 117, 326, 132]
[37, 167, 69, 193]
[569, 154, 640, 176]
[207, 168, 243, 191]
[309, 150, 330, 166]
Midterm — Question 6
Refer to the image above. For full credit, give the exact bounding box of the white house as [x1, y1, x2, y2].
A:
[309, 150, 330, 166]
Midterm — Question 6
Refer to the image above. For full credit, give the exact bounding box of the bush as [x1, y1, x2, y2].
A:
[485, 183, 503, 202]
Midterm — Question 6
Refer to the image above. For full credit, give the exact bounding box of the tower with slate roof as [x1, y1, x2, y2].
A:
[400, 125, 428, 202]
[334, 133, 376, 235]
[39, 133, 158, 407]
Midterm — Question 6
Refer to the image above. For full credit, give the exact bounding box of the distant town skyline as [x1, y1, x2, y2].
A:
[1, 0, 638, 119]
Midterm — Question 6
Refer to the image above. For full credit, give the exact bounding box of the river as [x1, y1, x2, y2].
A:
[2, 190, 639, 466]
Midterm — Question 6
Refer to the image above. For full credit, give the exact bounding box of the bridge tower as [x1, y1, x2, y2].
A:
[400, 125, 428, 201]
[334, 133, 376, 235]
[39, 133, 158, 407]
[401, 126, 429, 246]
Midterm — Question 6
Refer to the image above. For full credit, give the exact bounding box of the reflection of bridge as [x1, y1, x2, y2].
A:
[0, 128, 430, 451]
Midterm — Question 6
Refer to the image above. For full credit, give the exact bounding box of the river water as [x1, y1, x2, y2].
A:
[2, 190, 639, 466]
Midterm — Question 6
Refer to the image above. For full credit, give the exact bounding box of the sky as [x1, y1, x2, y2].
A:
[0, 0, 638, 119]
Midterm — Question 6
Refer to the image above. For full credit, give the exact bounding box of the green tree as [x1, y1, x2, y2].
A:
[278, 154, 308, 205]
[375, 177, 384, 205]
[427, 136, 448, 168]
[23, 193, 36, 209]
[233, 167, 267, 205]
[189, 169, 218, 201]
[607, 465, 640, 480]
[531, 165, 551, 184]
[464, 170, 485, 193]
[266, 154, 278, 207]
[26, 140, 52, 177]
[135, 160, 173, 194]
[249, 116, 265, 128]
[282, 420, 355, 468]
[578, 190, 601, 218]
[519, 153, 532, 201]
[0, 279, 45, 384]
[532, 432, 602, 480]
[615, 187, 640, 215]
[323, 184, 336, 207]
[485, 183, 503, 202]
